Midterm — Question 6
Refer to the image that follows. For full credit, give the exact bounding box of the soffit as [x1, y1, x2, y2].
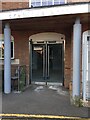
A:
[2, 13, 90, 32]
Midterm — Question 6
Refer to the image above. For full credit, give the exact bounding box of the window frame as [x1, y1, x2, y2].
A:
[0, 34, 14, 60]
[30, 0, 66, 7]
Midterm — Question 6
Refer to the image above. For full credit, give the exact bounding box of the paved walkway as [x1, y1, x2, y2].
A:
[2, 84, 89, 118]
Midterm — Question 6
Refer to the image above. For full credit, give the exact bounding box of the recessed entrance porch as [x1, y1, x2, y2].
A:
[2, 10, 89, 99]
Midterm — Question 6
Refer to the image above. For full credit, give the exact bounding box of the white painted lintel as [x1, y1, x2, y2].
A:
[0, 3, 89, 20]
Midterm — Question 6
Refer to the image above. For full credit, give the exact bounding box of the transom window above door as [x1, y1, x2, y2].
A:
[31, 0, 66, 7]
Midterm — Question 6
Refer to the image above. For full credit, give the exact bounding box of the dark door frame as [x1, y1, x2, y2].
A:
[29, 40, 65, 85]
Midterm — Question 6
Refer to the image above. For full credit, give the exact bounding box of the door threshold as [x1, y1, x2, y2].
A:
[31, 82, 46, 85]
[47, 82, 62, 86]
[31, 82, 62, 86]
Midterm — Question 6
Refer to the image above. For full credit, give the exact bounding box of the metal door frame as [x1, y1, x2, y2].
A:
[29, 40, 65, 84]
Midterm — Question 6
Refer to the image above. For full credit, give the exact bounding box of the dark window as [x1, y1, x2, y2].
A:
[11, 41, 14, 58]
[0, 41, 14, 59]
[87, 36, 90, 41]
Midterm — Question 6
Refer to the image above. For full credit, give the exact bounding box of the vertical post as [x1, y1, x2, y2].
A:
[72, 18, 82, 97]
[46, 42, 48, 79]
[43, 45, 45, 79]
[29, 39, 32, 84]
[82, 36, 87, 101]
[4, 23, 11, 94]
[29, 0, 31, 7]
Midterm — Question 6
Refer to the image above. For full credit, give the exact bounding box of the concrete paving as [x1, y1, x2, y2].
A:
[2, 84, 89, 118]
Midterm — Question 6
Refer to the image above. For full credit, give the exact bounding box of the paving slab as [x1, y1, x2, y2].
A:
[2, 84, 89, 118]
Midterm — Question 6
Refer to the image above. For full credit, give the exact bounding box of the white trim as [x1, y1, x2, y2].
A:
[29, 32, 65, 42]
[29, 0, 31, 7]
[0, 34, 14, 41]
[82, 30, 90, 101]
[0, 3, 89, 20]
[65, 0, 67, 4]
[0, 59, 20, 65]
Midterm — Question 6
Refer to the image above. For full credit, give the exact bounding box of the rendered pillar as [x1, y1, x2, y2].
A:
[4, 23, 11, 94]
[72, 18, 82, 97]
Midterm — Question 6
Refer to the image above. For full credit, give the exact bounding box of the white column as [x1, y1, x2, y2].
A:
[72, 18, 82, 97]
[4, 23, 11, 94]
[29, 0, 31, 7]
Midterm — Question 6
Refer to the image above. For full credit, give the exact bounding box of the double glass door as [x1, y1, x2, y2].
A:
[30, 41, 64, 83]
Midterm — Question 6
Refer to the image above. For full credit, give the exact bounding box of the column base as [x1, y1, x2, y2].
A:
[70, 95, 83, 107]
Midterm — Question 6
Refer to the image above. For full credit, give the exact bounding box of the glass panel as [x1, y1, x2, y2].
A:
[42, 0, 52, 6]
[32, 44, 45, 82]
[2, 42, 4, 58]
[31, 0, 65, 7]
[54, 0, 65, 5]
[35, 2, 41, 6]
[48, 0, 52, 5]
[0, 48, 1, 58]
[47, 44, 63, 83]
[31, 0, 41, 7]
[11, 42, 13, 58]
[31, 42, 64, 84]
[54, 0, 60, 5]
[87, 36, 90, 41]
[60, 0, 65, 4]
[0, 41, 2, 47]
[42, 0, 47, 6]
[0, 41, 2, 58]
[0, 41, 14, 59]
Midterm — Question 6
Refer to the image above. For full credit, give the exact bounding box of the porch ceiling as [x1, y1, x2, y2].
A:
[2, 13, 89, 32]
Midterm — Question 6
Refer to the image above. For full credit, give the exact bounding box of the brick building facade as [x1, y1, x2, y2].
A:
[0, 0, 90, 103]
[0, 0, 90, 10]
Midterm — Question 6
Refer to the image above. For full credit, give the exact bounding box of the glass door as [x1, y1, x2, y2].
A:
[30, 41, 64, 84]
[47, 43, 64, 83]
[31, 44, 46, 82]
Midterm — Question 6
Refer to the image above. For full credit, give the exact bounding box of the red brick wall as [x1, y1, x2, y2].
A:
[64, 32, 72, 88]
[1, 0, 89, 10]
[0, 1, 2, 10]
[2, 1, 29, 10]
[11, 31, 30, 84]
[12, 31, 29, 65]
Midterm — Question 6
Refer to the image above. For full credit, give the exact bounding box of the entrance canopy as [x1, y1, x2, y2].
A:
[1, 2, 89, 33]
[0, 3, 89, 20]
